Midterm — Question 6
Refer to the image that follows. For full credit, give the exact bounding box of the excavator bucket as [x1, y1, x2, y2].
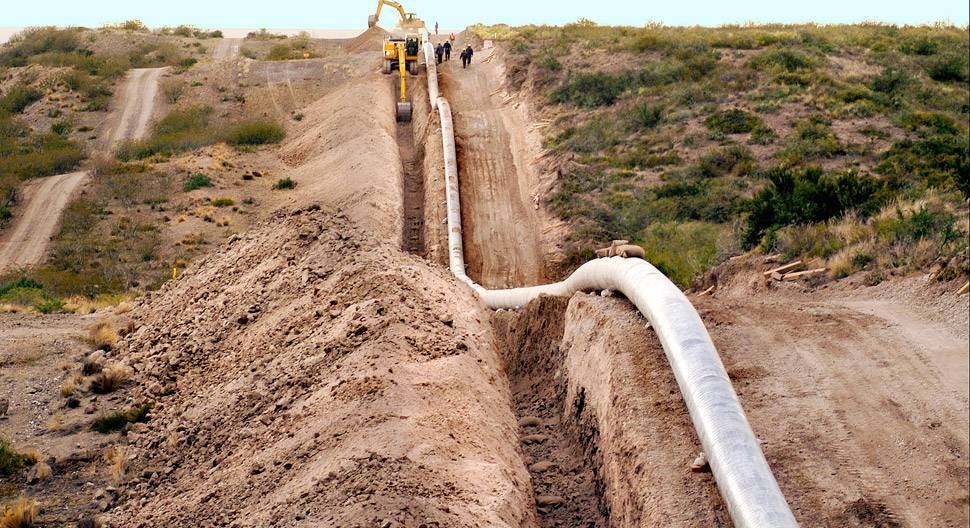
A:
[368, 15, 378, 28]
[396, 101, 412, 122]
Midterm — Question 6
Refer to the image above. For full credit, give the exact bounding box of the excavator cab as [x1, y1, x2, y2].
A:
[382, 33, 420, 75]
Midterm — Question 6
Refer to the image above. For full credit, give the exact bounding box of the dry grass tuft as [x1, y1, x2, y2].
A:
[104, 446, 128, 484]
[21, 451, 41, 465]
[1, 496, 39, 528]
[60, 375, 80, 397]
[88, 363, 129, 394]
[86, 321, 119, 352]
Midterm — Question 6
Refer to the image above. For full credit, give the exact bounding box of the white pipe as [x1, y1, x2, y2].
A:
[420, 31, 798, 528]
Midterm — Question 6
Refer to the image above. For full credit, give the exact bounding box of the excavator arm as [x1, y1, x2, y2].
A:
[368, 0, 425, 30]
[368, 0, 407, 28]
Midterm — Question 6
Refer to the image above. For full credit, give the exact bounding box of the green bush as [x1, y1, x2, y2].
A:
[749, 48, 816, 71]
[697, 145, 753, 178]
[638, 221, 723, 288]
[550, 72, 636, 107]
[0, 27, 81, 67]
[743, 166, 886, 247]
[926, 54, 969, 82]
[628, 102, 663, 131]
[0, 85, 42, 113]
[211, 198, 234, 207]
[183, 173, 213, 191]
[273, 177, 296, 190]
[92, 404, 151, 434]
[225, 122, 285, 145]
[877, 134, 969, 196]
[874, 205, 960, 245]
[705, 108, 762, 134]
[267, 44, 293, 61]
[0, 438, 32, 476]
[552, 117, 621, 153]
[117, 106, 214, 160]
[781, 116, 847, 163]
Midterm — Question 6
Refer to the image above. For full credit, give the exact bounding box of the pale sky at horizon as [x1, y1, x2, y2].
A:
[2, 0, 968, 29]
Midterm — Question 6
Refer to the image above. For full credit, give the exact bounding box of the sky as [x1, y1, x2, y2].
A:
[1, 0, 967, 29]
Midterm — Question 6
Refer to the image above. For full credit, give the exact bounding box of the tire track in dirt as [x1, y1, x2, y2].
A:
[211, 38, 242, 60]
[440, 52, 544, 288]
[0, 67, 164, 271]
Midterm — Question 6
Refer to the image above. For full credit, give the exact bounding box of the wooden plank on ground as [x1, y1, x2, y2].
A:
[958, 281, 969, 295]
[782, 268, 827, 281]
[763, 260, 803, 277]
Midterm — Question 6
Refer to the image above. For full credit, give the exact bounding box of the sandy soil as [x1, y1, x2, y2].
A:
[0, 312, 121, 524]
[211, 38, 242, 60]
[697, 273, 969, 527]
[0, 67, 164, 271]
[104, 68, 165, 148]
[440, 47, 550, 288]
[0, 171, 87, 272]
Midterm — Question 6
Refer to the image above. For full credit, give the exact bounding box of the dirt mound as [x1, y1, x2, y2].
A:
[105, 206, 535, 527]
[279, 75, 402, 241]
[341, 26, 388, 53]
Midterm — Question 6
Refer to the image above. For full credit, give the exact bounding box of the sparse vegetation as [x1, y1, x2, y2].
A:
[118, 106, 284, 160]
[0, 440, 32, 477]
[87, 321, 119, 351]
[273, 177, 296, 190]
[225, 122, 285, 145]
[92, 404, 151, 434]
[89, 363, 130, 394]
[211, 198, 234, 207]
[477, 21, 969, 285]
[183, 173, 213, 191]
[1, 496, 39, 528]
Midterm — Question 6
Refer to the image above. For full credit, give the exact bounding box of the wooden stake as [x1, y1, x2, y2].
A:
[782, 268, 827, 281]
[764, 260, 803, 277]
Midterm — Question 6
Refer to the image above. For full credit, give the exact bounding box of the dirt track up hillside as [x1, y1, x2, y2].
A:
[0, 171, 87, 271]
[0, 67, 163, 271]
[212, 38, 242, 60]
[440, 50, 545, 288]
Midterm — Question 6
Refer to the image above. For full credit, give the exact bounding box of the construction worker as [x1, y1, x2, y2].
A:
[462, 45, 474, 68]
[435, 21, 439, 35]
[449, 32, 456, 45]
[459, 48, 467, 68]
[435, 43, 444, 64]
[443, 41, 452, 61]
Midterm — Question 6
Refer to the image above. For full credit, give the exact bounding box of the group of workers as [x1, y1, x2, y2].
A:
[434, 30, 475, 69]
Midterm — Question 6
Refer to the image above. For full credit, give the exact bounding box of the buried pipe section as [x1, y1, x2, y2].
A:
[419, 29, 798, 528]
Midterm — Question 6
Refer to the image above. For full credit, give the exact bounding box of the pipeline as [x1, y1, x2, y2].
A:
[419, 31, 798, 528]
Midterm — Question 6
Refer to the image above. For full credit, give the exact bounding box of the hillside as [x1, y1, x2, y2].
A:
[473, 22, 969, 288]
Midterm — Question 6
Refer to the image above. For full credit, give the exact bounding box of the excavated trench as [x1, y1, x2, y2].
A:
[493, 296, 610, 526]
[396, 119, 426, 255]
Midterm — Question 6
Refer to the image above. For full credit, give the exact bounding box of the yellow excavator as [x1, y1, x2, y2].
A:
[368, 0, 424, 122]
[368, 0, 425, 31]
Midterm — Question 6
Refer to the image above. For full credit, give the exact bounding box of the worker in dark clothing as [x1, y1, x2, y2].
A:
[459, 48, 467, 68]
[435, 43, 444, 64]
[462, 45, 474, 68]
[443, 41, 452, 61]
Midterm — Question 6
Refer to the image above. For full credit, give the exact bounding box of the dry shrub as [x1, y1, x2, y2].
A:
[104, 446, 128, 484]
[86, 321, 118, 351]
[1, 496, 39, 528]
[21, 451, 41, 465]
[60, 375, 80, 397]
[89, 363, 129, 394]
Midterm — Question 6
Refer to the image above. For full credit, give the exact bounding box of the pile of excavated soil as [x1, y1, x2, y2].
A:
[279, 75, 402, 242]
[341, 26, 388, 53]
[106, 206, 535, 527]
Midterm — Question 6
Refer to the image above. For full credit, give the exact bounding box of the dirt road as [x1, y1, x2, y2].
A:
[440, 50, 546, 288]
[211, 37, 242, 60]
[700, 278, 970, 526]
[0, 171, 86, 271]
[106, 67, 165, 147]
[0, 67, 162, 271]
